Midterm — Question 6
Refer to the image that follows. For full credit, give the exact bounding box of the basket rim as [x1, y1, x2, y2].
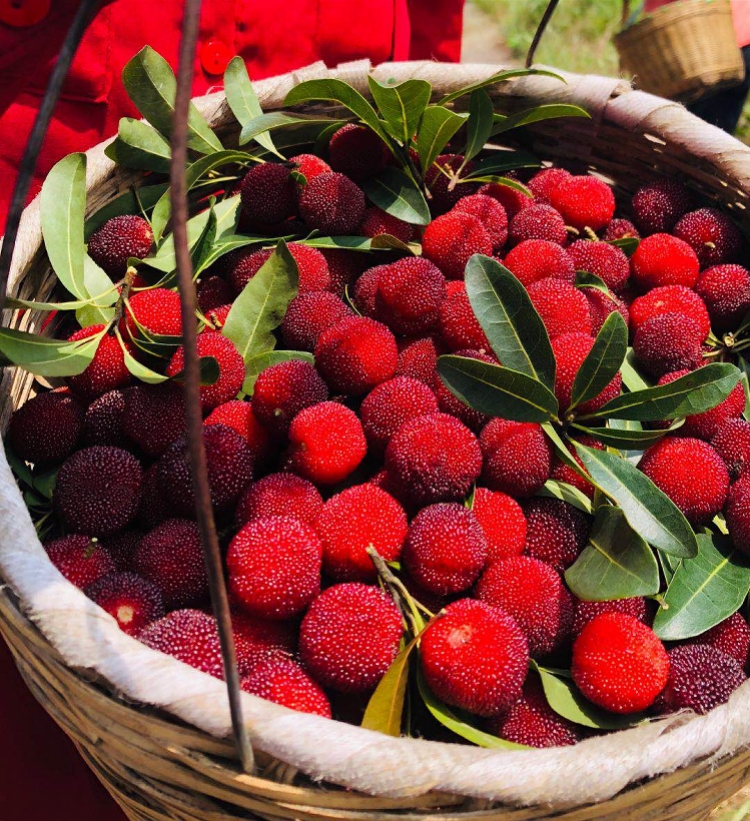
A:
[3, 59, 750, 810]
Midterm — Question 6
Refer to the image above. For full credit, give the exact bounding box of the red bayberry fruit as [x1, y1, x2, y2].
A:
[252, 360, 328, 436]
[139, 610, 224, 679]
[317, 484, 407, 582]
[122, 383, 185, 457]
[471, 487, 527, 560]
[629, 285, 711, 339]
[240, 162, 296, 229]
[373, 257, 446, 335]
[385, 412, 482, 506]
[204, 400, 274, 466]
[136, 464, 169, 529]
[396, 336, 439, 384]
[66, 325, 130, 401]
[45, 535, 115, 589]
[299, 171, 366, 235]
[489, 677, 580, 748]
[158, 424, 254, 516]
[85, 571, 164, 636]
[315, 316, 398, 395]
[572, 597, 650, 636]
[508, 203, 567, 246]
[688, 612, 750, 668]
[631, 178, 693, 235]
[480, 419, 552, 498]
[403, 503, 487, 595]
[231, 609, 296, 676]
[83, 390, 125, 447]
[125, 288, 182, 340]
[228, 516, 322, 620]
[320, 248, 366, 297]
[289, 153, 331, 184]
[601, 218, 640, 241]
[479, 181, 532, 220]
[134, 519, 208, 608]
[655, 645, 745, 715]
[524, 497, 591, 572]
[235, 473, 323, 528]
[567, 240, 630, 293]
[328, 123, 388, 181]
[281, 291, 353, 352]
[287, 401, 367, 485]
[633, 313, 704, 378]
[54, 446, 142, 537]
[205, 304, 231, 330]
[674, 207, 743, 268]
[724, 475, 750, 554]
[425, 154, 478, 215]
[552, 332, 622, 412]
[241, 655, 332, 717]
[453, 193, 509, 248]
[197, 276, 233, 313]
[476, 556, 573, 657]
[299, 583, 403, 693]
[584, 288, 630, 336]
[696, 264, 750, 333]
[437, 280, 491, 352]
[680, 379, 745, 440]
[527, 167, 572, 204]
[359, 206, 414, 243]
[101, 528, 144, 571]
[713, 418, 750, 479]
[549, 175, 615, 232]
[229, 242, 331, 295]
[360, 376, 438, 454]
[422, 211, 493, 280]
[352, 264, 384, 317]
[503, 239, 576, 286]
[8, 391, 84, 465]
[528, 278, 593, 339]
[572, 613, 669, 713]
[420, 598, 529, 716]
[639, 437, 729, 525]
[87, 214, 153, 279]
[630, 234, 700, 291]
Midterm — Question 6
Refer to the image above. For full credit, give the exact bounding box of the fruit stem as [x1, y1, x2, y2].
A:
[367, 547, 425, 635]
[111, 266, 137, 330]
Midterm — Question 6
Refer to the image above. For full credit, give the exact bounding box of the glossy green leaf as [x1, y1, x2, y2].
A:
[539, 479, 593, 514]
[196, 234, 263, 275]
[565, 506, 660, 601]
[583, 363, 741, 422]
[653, 533, 750, 640]
[491, 103, 589, 137]
[542, 423, 591, 483]
[300, 236, 391, 252]
[620, 349, 651, 392]
[569, 312, 628, 412]
[40, 153, 87, 299]
[573, 443, 698, 558]
[76, 257, 118, 326]
[464, 89, 495, 162]
[239, 111, 344, 146]
[361, 167, 431, 226]
[575, 270, 610, 294]
[571, 421, 682, 449]
[367, 77, 431, 144]
[224, 56, 280, 156]
[361, 639, 415, 736]
[284, 79, 391, 144]
[84, 184, 168, 240]
[416, 668, 526, 749]
[531, 664, 645, 730]
[438, 356, 558, 422]
[243, 350, 314, 394]
[464, 255, 555, 389]
[121, 47, 222, 154]
[104, 119, 172, 173]
[416, 106, 467, 173]
[223, 241, 299, 366]
[467, 151, 541, 177]
[608, 236, 639, 257]
[190, 202, 219, 275]
[437, 67, 564, 105]
[458, 175, 531, 195]
[0, 327, 102, 377]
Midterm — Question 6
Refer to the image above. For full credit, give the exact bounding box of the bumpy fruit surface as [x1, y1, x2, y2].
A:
[524, 497, 591, 572]
[360, 376, 438, 454]
[252, 359, 328, 436]
[235, 473, 323, 528]
[241, 656, 332, 717]
[85, 571, 165, 636]
[67, 325, 130, 401]
[45, 535, 115, 589]
[8, 391, 84, 465]
[422, 211, 493, 280]
[298, 171, 366, 234]
[480, 419, 552, 498]
[87, 214, 153, 279]
[471, 488, 527, 560]
[139, 610, 225, 679]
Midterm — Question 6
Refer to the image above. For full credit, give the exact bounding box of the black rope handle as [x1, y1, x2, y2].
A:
[171, 0, 255, 774]
[0, 0, 100, 312]
[525, 0, 562, 68]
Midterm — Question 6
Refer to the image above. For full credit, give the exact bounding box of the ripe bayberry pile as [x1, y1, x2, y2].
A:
[7, 125, 750, 749]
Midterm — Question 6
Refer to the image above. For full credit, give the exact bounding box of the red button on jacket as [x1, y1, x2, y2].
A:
[0, 3, 465, 819]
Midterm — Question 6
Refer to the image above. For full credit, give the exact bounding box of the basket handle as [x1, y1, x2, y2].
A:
[525, 0, 562, 67]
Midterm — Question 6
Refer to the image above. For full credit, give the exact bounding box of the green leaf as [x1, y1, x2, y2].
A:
[361, 639, 415, 736]
[40, 153, 87, 299]
[121, 46, 222, 154]
[583, 363, 741, 422]
[463, 89, 495, 162]
[565, 506, 660, 601]
[223, 241, 299, 366]
[242, 350, 314, 395]
[416, 668, 526, 749]
[571, 421, 682, 449]
[467, 151, 541, 178]
[437, 67, 565, 105]
[531, 663, 645, 730]
[458, 175, 531, 196]
[608, 236, 639, 257]
[437, 356, 558, 422]
[575, 270, 610, 294]
[464, 255, 555, 389]
[653, 533, 750, 640]
[491, 104, 589, 137]
[224, 57, 280, 157]
[32, 465, 59, 500]
[5, 445, 34, 489]
[569, 312, 628, 412]
[539, 479, 593, 514]
[300, 236, 386, 252]
[84, 184, 168, 241]
[573, 443, 698, 559]
[0, 327, 102, 377]
[76, 257, 118, 326]
[416, 106, 467, 173]
[104, 119, 172, 173]
[239, 111, 344, 146]
[284, 79, 391, 145]
[620, 348, 651, 392]
[195, 234, 262, 275]
[361, 167, 430, 226]
[367, 77, 431, 144]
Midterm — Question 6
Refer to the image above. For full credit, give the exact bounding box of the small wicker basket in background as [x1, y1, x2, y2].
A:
[615, 0, 745, 101]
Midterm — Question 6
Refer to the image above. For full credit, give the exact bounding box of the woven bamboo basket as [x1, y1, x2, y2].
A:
[4, 60, 750, 821]
[614, 0, 745, 102]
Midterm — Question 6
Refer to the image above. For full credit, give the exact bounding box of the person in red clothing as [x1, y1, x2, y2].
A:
[0, 2, 464, 819]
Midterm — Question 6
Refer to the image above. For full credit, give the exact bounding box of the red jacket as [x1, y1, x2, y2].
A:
[0, 3, 464, 819]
